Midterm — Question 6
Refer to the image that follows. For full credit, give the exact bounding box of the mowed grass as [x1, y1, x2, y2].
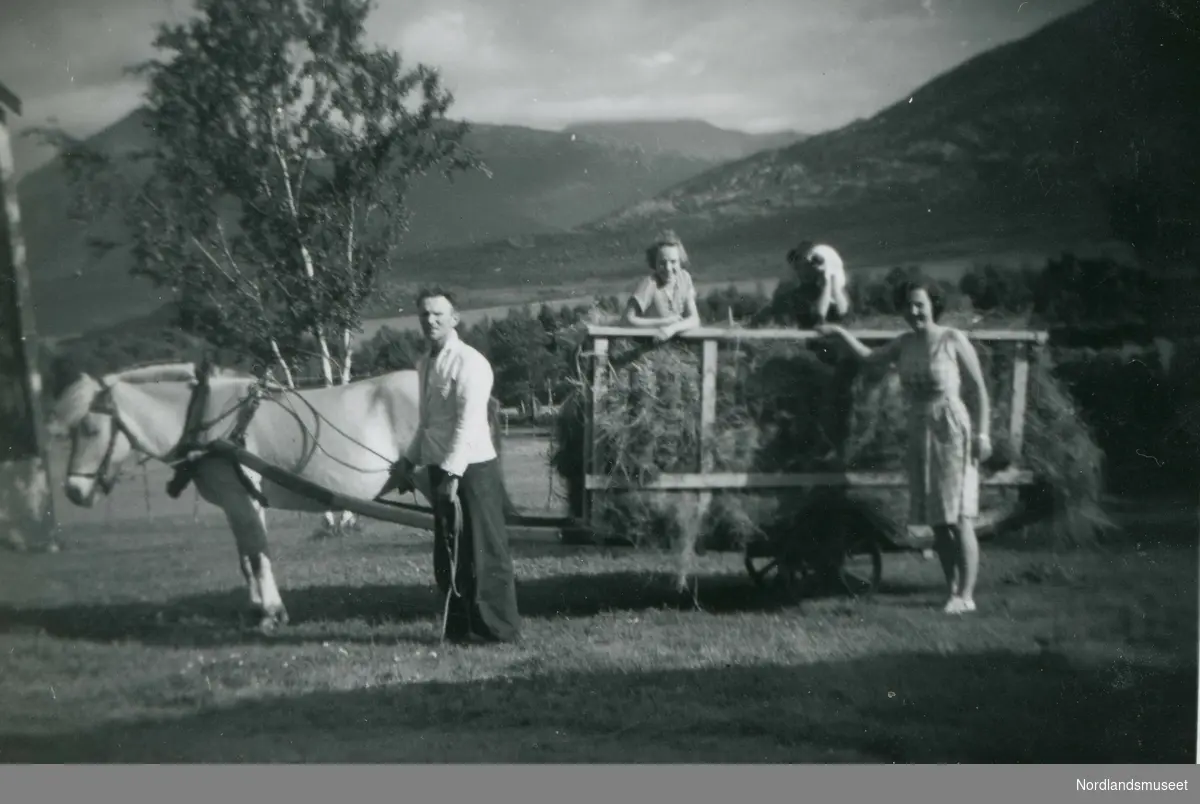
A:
[2, 436, 1196, 763]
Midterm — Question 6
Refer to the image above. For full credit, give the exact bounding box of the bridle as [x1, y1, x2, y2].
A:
[66, 370, 221, 505]
[66, 388, 131, 504]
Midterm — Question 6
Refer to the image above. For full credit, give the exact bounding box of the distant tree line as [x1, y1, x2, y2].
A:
[39, 251, 1200, 494]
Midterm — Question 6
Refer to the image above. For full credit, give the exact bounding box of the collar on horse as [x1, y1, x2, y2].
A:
[161, 361, 269, 506]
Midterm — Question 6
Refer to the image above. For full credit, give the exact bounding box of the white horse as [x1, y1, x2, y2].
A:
[46, 361, 496, 631]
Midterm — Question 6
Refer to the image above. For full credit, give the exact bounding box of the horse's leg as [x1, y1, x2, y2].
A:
[237, 502, 288, 632]
[196, 462, 289, 630]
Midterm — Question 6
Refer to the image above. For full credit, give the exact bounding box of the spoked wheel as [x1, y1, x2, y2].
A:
[743, 540, 806, 602]
[825, 528, 884, 598]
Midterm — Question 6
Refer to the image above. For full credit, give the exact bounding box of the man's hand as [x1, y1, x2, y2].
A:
[973, 434, 992, 463]
[380, 457, 415, 497]
[438, 473, 460, 502]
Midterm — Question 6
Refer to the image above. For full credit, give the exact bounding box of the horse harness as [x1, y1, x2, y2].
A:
[81, 362, 271, 507]
[165, 367, 271, 507]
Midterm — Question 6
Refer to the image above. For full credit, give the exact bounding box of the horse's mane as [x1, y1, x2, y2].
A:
[106, 360, 250, 385]
[49, 374, 104, 434]
[49, 360, 251, 434]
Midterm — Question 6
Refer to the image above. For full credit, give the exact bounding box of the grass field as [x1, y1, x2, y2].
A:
[1, 434, 1196, 763]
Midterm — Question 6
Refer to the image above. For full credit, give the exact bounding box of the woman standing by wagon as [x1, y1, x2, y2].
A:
[817, 279, 992, 614]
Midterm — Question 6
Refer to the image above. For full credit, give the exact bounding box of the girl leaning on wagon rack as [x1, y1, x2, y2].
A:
[621, 230, 702, 342]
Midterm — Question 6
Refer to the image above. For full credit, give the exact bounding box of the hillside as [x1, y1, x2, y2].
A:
[564, 119, 805, 162]
[348, 0, 1200, 314]
[595, 0, 1200, 247]
[18, 114, 741, 335]
[25, 0, 1200, 341]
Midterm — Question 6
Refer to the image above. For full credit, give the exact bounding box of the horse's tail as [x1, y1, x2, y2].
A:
[488, 396, 521, 521]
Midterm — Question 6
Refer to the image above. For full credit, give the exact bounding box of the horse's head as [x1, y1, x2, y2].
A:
[49, 374, 135, 507]
[49, 361, 219, 507]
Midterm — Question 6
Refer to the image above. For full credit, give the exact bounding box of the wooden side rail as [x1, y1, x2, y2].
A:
[574, 324, 1049, 535]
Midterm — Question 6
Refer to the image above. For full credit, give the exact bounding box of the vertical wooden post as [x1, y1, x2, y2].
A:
[687, 338, 719, 592]
[698, 339, 718, 478]
[581, 336, 609, 540]
[0, 84, 57, 552]
[1008, 342, 1030, 459]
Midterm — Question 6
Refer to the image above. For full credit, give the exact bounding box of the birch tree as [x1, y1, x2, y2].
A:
[30, 0, 484, 385]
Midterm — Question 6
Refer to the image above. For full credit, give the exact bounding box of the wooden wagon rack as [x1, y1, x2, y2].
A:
[570, 324, 1050, 598]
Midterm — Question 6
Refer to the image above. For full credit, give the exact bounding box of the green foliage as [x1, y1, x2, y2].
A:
[959, 265, 1040, 314]
[352, 328, 426, 376]
[27, 0, 483, 384]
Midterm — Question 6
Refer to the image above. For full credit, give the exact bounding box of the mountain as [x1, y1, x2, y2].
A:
[27, 0, 1200, 342]
[327, 0, 1200, 319]
[590, 0, 1199, 266]
[563, 119, 806, 162]
[19, 114, 741, 336]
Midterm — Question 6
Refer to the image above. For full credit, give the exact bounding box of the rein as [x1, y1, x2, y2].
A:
[439, 493, 465, 643]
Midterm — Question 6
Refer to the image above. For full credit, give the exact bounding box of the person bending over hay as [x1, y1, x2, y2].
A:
[622, 230, 702, 342]
[791, 241, 850, 325]
[818, 279, 992, 615]
[757, 240, 851, 328]
[757, 241, 857, 464]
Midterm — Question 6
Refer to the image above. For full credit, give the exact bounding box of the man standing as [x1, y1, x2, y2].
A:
[381, 287, 521, 644]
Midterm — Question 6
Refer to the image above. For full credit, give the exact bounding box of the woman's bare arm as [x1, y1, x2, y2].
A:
[816, 323, 906, 370]
[951, 328, 991, 440]
[622, 298, 679, 327]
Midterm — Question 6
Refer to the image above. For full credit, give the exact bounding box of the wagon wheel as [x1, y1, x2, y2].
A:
[822, 522, 884, 598]
[743, 539, 806, 602]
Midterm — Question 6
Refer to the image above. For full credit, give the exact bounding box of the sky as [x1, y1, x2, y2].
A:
[1, 0, 1095, 178]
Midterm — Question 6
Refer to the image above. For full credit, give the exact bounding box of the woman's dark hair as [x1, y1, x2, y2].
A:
[893, 278, 945, 321]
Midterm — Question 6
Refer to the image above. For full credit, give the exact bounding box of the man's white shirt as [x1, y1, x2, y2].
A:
[404, 330, 497, 477]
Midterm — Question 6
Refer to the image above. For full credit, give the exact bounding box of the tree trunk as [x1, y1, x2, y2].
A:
[340, 328, 354, 385]
[270, 339, 296, 388]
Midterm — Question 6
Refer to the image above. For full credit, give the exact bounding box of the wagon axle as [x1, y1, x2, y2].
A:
[743, 514, 884, 603]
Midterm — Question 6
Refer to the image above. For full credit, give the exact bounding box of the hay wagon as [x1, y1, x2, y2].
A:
[565, 324, 1050, 602]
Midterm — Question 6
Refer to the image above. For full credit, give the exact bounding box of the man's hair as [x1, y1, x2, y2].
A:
[415, 285, 458, 311]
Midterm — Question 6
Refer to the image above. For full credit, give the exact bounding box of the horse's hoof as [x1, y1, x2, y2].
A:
[258, 608, 289, 632]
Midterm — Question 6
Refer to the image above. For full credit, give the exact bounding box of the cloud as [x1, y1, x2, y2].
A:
[394, 7, 518, 78]
[633, 51, 678, 70]
[1, 0, 1098, 177]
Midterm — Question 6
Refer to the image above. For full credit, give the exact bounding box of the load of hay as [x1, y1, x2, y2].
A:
[550, 327, 1111, 576]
